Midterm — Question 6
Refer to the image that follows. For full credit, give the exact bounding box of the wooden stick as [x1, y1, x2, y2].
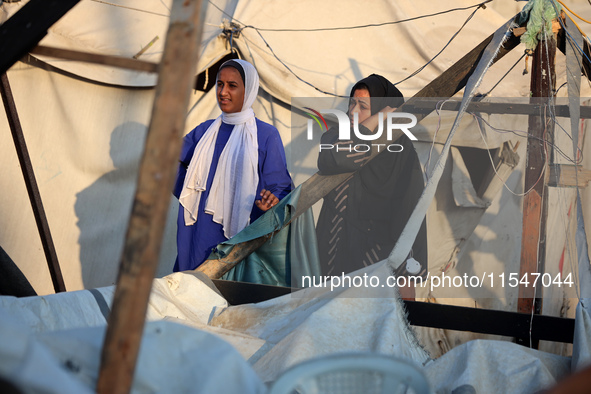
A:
[517, 36, 557, 348]
[548, 164, 591, 188]
[133, 36, 160, 60]
[96, 1, 203, 392]
[31, 45, 159, 73]
[196, 15, 523, 279]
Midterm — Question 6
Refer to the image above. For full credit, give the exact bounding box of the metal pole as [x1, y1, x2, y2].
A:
[0, 72, 66, 293]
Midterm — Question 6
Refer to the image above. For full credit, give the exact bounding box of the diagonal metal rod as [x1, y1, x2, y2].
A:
[0, 72, 66, 293]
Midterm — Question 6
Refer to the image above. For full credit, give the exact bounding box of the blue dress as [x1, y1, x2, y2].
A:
[173, 119, 293, 271]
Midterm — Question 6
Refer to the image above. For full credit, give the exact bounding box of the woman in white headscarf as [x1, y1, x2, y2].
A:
[173, 59, 292, 271]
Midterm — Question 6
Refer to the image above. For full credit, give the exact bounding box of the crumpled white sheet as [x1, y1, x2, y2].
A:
[572, 298, 591, 372]
[425, 339, 570, 393]
[0, 271, 227, 333]
[210, 261, 431, 383]
[0, 310, 266, 394]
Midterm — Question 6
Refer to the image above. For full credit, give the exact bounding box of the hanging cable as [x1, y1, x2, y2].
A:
[471, 111, 548, 198]
[482, 53, 526, 97]
[247, 1, 492, 32]
[89, 0, 169, 17]
[394, 6, 480, 85]
[242, 31, 346, 97]
[551, 2, 591, 65]
[424, 99, 452, 179]
[207, 0, 247, 26]
[557, 0, 591, 24]
[470, 112, 582, 164]
[208, 0, 492, 32]
[209, 0, 484, 95]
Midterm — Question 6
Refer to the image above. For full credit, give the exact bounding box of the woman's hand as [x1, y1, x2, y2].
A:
[255, 189, 279, 211]
[360, 105, 396, 132]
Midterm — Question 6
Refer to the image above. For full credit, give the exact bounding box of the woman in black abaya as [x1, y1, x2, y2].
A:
[316, 74, 428, 277]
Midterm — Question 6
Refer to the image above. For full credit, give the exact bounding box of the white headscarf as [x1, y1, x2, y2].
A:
[180, 59, 260, 239]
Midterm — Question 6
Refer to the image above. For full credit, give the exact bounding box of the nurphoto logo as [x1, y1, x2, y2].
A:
[304, 107, 418, 153]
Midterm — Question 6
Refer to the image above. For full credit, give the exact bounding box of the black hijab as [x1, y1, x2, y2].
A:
[350, 74, 404, 115]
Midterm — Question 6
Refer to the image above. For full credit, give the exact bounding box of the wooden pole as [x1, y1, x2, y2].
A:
[30, 45, 159, 73]
[95, 1, 203, 392]
[196, 16, 524, 279]
[0, 72, 66, 293]
[517, 35, 557, 348]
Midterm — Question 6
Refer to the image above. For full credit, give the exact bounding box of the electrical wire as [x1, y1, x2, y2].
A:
[248, 5, 481, 95]
[425, 99, 451, 179]
[557, 0, 591, 24]
[207, 0, 491, 32]
[467, 112, 582, 165]
[207, 0, 247, 26]
[209, 0, 484, 95]
[394, 6, 480, 85]
[246, 1, 492, 32]
[551, 1, 591, 65]
[242, 31, 346, 97]
[542, 17, 588, 168]
[89, 0, 169, 17]
[471, 111, 547, 198]
[563, 11, 587, 38]
[481, 53, 526, 97]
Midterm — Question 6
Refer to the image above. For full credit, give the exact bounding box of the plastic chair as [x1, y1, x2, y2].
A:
[268, 352, 430, 394]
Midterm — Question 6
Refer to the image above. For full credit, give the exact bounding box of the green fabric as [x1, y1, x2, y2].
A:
[519, 0, 561, 51]
[212, 185, 322, 287]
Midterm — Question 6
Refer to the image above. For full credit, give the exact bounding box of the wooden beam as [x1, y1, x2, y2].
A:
[404, 99, 591, 119]
[95, 1, 204, 393]
[195, 234, 275, 279]
[211, 280, 575, 344]
[403, 300, 574, 344]
[517, 36, 557, 348]
[0, 73, 66, 293]
[30, 45, 159, 73]
[0, 0, 81, 74]
[196, 15, 524, 279]
[212, 279, 294, 305]
[548, 164, 591, 188]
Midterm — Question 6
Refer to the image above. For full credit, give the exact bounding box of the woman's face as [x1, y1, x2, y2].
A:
[217, 67, 245, 113]
[348, 88, 372, 125]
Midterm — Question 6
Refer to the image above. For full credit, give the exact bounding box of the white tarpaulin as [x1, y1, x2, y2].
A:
[0, 309, 267, 394]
